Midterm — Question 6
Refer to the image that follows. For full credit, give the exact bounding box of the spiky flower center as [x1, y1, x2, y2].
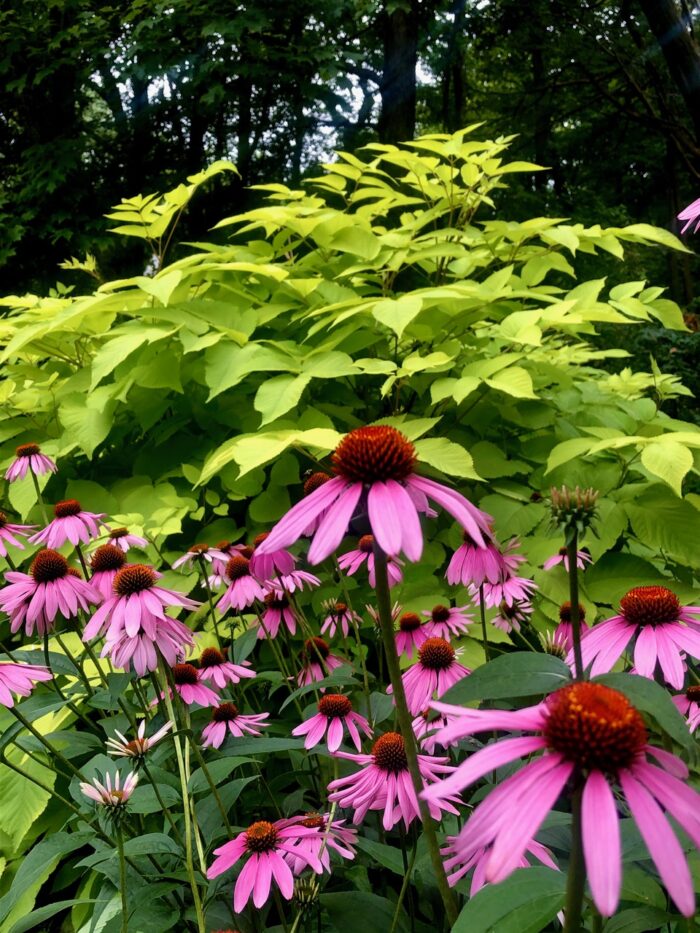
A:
[303, 472, 331, 496]
[16, 443, 40, 457]
[245, 821, 278, 853]
[685, 685, 700, 702]
[31, 549, 69, 583]
[110, 527, 129, 539]
[302, 638, 330, 662]
[114, 564, 157, 596]
[264, 593, 289, 610]
[125, 739, 148, 756]
[213, 702, 240, 721]
[54, 499, 82, 518]
[431, 605, 451, 623]
[358, 534, 374, 553]
[91, 545, 126, 573]
[558, 547, 568, 556]
[318, 694, 352, 718]
[188, 543, 210, 554]
[499, 601, 521, 620]
[419, 637, 455, 670]
[68, 567, 82, 578]
[253, 532, 269, 548]
[331, 426, 417, 484]
[225, 556, 250, 581]
[300, 813, 325, 829]
[559, 602, 586, 623]
[199, 647, 226, 668]
[544, 683, 647, 771]
[399, 612, 421, 632]
[332, 602, 348, 614]
[620, 586, 681, 627]
[215, 540, 231, 552]
[372, 732, 408, 773]
[172, 663, 199, 685]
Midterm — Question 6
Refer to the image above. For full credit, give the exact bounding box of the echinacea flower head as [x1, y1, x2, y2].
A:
[672, 685, 700, 733]
[5, 443, 57, 482]
[0, 661, 52, 707]
[296, 638, 344, 687]
[80, 770, 139, 820]
[423, 603, 472, 640]
[394, 612, 431, 659]
[248, 531, 296, 581]
[491, 599, 533, 634]
[292, 694, 372, 752]
[571, 585, 700, 690]
[266, 569, 320, 595]
[105, 719, 173, 762]
[0, 511, 35, 558]
[320, 599, 360, 638]
[424, 682, 700, 918]
[0, 549, 100, 637]
[552, 602, 589, 654]
[389, 637, 470, 715]
[197, 646, 256, 688]
[338, 535, 404, 588]
[445, 529, 503, 587]
[678, 196, 700, 234]
[256, 425, 492, 565]
[83, 564, 198, 676]
[202, 702, 270, 748]
[89, 544, 126, 599]
[443, 835, 558, 894]
[217, 556, 265, 613]
[300, 471, 332, 534]
[208, 542, 250, 589]
[168, 663, 220, 707]
[470, 572, 537, 610]
[285, 812, 357, 875]
[29, 499, 106, 549]
[543, 546, 592, 572]
[412, 710, 463, 754]
[328, 731, 460, 830]
[259, 591, 296, 639]
[207, 818, 323, 913]
[106, 527, 148, 553]
[172, 542, 228, 570]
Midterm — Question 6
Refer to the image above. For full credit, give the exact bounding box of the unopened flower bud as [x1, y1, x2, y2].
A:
[293, 875, 320, 911]
[549, 485, 599, 540]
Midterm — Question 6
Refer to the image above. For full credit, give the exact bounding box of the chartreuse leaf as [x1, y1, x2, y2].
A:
[594, 673, 694, 753]
[254, 374, 311, 425]
[414, 437, 481, 480]
[452, 867, 566, 933]
[640, 441, 693, 495]
[372, 295, 422, 338]
[442, 653, 571, 704]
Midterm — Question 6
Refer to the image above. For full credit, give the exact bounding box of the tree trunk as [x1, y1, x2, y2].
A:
[378, 3, 419, 142]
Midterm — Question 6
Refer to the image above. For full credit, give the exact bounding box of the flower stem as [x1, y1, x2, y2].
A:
[140, 760, 185, 847]
[8, 706, 87, 780]
[30, 471, 49, 525]
[566, 533, 584, 681]
[186, 728, 233, 834]
[75, 542, 90, 579]
[391, 828, 418, 933]
[196, 555, 222, 643]
[116, 825, 128, 933]
[3, 551, 15, 570]
[373, 546, 459, 928]
[333, 556, 372, 717]
[478, 584, 490, 662]
[563, 781, 585, 933]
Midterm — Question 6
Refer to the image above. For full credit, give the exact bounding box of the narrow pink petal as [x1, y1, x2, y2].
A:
[307, 483, 363, 564]
[643, 746, 688, 780]
[327, 717, 344, 752]
[252, 853, 273, 908]
[386, 479, 423, 561]
[304, 715, 328, 749]
[270, 851, 295, 898]
[633, 625, 658, 679]
[259, 477, 348, 553]
[407, 475, 487, 546]
[582, 771, 621, 917]
[633, 762, 700, 849]
[233, 854, 258, 913]
[367, 482, 402, 557]
[651, 628, 685, 689]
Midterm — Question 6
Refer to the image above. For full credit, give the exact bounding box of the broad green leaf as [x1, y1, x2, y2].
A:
[602, 908, 671, 933]
[486, 366, 537, 399]
[582, 552, 667, 604]
[254, 374, 311, 425]
[198, 428, 341, 484]
[135, 271, 182, 306]
[59, 394, 116, 458]
[545, 438, 596, 473]
[414, 437, 481, 480]
[452, 868, 566, 933]
[442, 653, 571, 704]
[594, 673, 694, 753]
[321, 892, 409, 933]
[91, 326, 173, 389]
[206, 342, 300, 399]
[372, 295, 423, 338]
[625, 490, 700, 568]
[354, 837, 405, 875]
[640, 441, 693, 495]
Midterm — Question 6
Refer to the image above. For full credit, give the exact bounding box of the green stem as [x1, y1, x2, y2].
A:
[196, 555, 222, 643]
[187, 728, 233, 834]
[390, 830, 418, 933]
[333, 556, 372, 718]
[566, 533, 584, 681]
[30, 471, 49, 525]
[9, 706, 87, 780]
[140, 760, 185, 847]
[117, 826, 128, 933]
[53, 631, 96, 699]
[563, 781, 586, 933]
[75, 542, 90, 580]
[273, 887, 290, 933]
[373, 547, 459, 928]
[3, 551, 15, 571]
[478, 584, 491, 662]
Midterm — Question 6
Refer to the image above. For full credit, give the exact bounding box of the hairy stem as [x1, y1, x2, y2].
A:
[478, 584, 491, 662]
[563, 782, 585, 933]
[566, 533, 584, 681]
[116, 826, 129, 933]
[30, 471, 49, 525]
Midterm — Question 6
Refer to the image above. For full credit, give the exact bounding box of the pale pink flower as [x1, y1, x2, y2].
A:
[256, 425, 492, 565]
[197, 646, 256, 689]
[412, 711, 462, 754]
[468, 538, 536, 608]
[217, 556, 265, 613]
[106, 527, 148, 553]
[552, 602, 590, 654]
[0, 511, 35, 558]
[258, 592, 297, 638]
[166, 663, 219, 707]
[672, 687, 700, 733]
[443, 835, 558, 893]
[266, 569, 320, 595]
[320, 599, 360, 638]
[207, 818, 323, 912]
[248, 531, 295, 581]
[284, 813, 357, 875]
[5, 443, 57, 482]
[0, 549, 100, 637]
[423, 682, 700, 918]
[89, 544, 127, 600]
[570, 585, 700, 690]
[292, 694, 372, 752]
[0, 661, 52, 707]
[423, 603, 472, 640]
[296, 638, 345, 687]
[202, 703, 270, 748]
[338, 535, 404, 588]
[446, 530, 503, 587]
[106, 719, 173, 759]
[492, 599, 533, 634]
[678, 196, 700, 234]
[328, 731, 460, 830]
[80, 770, 139, 808]
[29, 499, 106, 549]
[394, 612, 431, 659]
[389, 637, 470, 715]
[543, 547, 592, 572]
[172, 543, 229, 570]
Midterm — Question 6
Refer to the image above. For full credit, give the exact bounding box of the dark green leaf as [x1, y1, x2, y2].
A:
[452, 867, 566, 933]
[594, 673, 694, 753]
[441, 652, 571, 705]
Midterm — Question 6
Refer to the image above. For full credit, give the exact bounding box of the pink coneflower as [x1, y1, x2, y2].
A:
[389, 637, 470, 715]
[678, 196, 700, 234]
[172, 543, 229, 570]
[292, 694, 372, 752]
[552, 602, 589, 653]
[394, 612, 431, 659]
[164, 663, 219, 707]
[0, 511, 35, 558]
[423, 682, 700, 918]
[0, 661, 52, 707]
[443, 835, 558, 894]
[300, 471, 333, 535]
[197, 647, 256, 688]
[0, 549, 100, 636]
[89, 544, 126, 599]
[106, 527, 148, 553]
[412, 710, 462, 754]
[492, 599, 533, 634]
[106, 719, 173, 760]
[672, 685, 700, 733]
[248, 531, 295, 581]
[83, 564, 198, 676]
[296, 638, 344, 687]
[258, 592, 297, 638]
[543, 547, 592, 572]
[207, 818, 323, 913]
[470, 573, 537, 610]
[571, 585, 700, 690]
[208, 542, 249, 589]
[320, 599, 360, 638]
[423, 603, 472, 640]
[202, 702, 270, 748]
[29, 499, 106, 549]
[5, 443, 57, 482]
[256, 425, 491, 564]
[446, 530, 502, 587]
[266, 569, 320, 594]
[285, 813, 357, 875]
[80, 770, 139, 810]
[338, 535, 404, 588]
[328, 731, 460, 830]
[217, 556, 265, 613]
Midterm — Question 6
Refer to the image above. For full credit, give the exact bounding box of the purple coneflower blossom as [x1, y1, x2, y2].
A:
[197, 646, 256, 688]
[678, 197, 700, 234]
[389, 637, 470, 715]
[299, 471, 333, 534]
[266, 569, 320, 594]
[569, 585, 700, 690]
[0, 549, 100, 637]
[207, 818, 323, 913]
[446, 530, 503, 587]
[172, 543, 229, 570]
[492, 599, 533, 634]
[202, 703, 270, 748]
[83, 564, 198, 676]
[0, 511, 35, 558]
[5, 443, 57, 482]
[551, 602, 590, 654]
[672, 686, 700, 733]
[328, 731, 460, 830]
[543, 546, 592, 572]
[258, 592, 297, 638]
[292, 694, 371, 752]
[320, 599, 360, 638]
[284, 813, 357, 875]
[106, 527, 148, 553]
[0, 661, 52, 707]
[395, 612, 431, 659]
[256, 425, 491, 564]
[217, 556, 265, 613]
[296, 638, 344, 687]
[423, 682, 700, 918]
[338, 535, 404, 588]
[207, 541, 249, 588]
[444, 835, 558, 894]
[80, 770, 139, 809]
[89, 544, 126, 600]
[106, 719, 173, 760]
[412, 710, 463, 754]
[29, 499, 106, 549]
[165, 663, 219, 707]
[248, 531, 295, 581]
[423, 603, 472, 640]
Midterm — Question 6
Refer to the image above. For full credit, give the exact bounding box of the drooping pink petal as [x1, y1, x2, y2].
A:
[652, 628, 685, 689]
[406, 475, 487, 547]
[643, 746, 689, 780]
[258, 477, 348, 554]
[582, 770, 621, 917]
[269, 850, 295, 898]
[632, 762, 700, 849]
[233, 853, 259, 913]
[633, 625, 658, 679]
[307, 483, 363, 564]
[252, 852, 273, 908]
